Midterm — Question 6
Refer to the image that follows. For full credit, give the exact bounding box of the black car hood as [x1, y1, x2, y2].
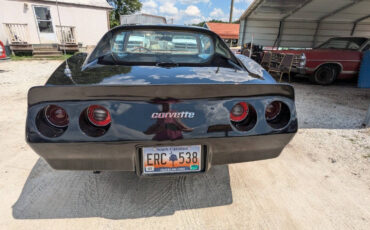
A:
[46, 53, 275, 86]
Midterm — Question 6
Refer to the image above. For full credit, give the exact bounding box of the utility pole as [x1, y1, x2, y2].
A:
[229, 0, 234, 47]
[229, 0, 234, 23]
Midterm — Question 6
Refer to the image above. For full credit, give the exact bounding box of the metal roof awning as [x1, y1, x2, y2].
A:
[239, 0, 370, 48]
[205, 23, 240, 39]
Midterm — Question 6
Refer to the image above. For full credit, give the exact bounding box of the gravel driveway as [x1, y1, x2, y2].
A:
[0, 60, 369, 230]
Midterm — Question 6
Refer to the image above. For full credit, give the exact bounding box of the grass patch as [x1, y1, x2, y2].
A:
[10, 54, 72, 61]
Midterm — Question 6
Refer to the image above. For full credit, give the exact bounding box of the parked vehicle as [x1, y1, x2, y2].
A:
[0, 41, 9, 60]
[272, 37, 370, 85]
[26, 25, 297, 176]
[230, 46, 241, 54]
[241, 43, 264, 63]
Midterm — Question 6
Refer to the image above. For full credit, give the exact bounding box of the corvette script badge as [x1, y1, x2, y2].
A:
[151, 112, 195, 119]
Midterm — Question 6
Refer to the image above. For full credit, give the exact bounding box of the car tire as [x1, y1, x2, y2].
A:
[311, 65, 338, 85]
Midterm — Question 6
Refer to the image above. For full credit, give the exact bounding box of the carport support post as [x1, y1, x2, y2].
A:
[312, 0, 364, 47]
[312, 22, 321, 48]
[352, 14, 370, 36]
[241, 19, 248, 46]
[275, 21, 285, 48]
[351, 22, 358, 36]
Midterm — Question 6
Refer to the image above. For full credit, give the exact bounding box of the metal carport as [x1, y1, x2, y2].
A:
[239, 0, 370, 48]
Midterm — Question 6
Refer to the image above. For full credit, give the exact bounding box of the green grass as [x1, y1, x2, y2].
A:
[10, 54, 72, 61]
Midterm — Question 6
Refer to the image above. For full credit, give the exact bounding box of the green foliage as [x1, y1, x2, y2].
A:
[10, 54, 72, 61]
[107, 0, 142, 28]
[191, 19, 224, 27]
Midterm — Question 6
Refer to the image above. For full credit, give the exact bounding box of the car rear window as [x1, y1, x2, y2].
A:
[89, 29, 216, 65]
[318, 38, 367, 50]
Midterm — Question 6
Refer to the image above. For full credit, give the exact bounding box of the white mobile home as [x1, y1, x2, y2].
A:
[120, 13, 167, 25]
[0, 0, 112, 54]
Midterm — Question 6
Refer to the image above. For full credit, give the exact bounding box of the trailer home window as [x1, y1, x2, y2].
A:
[34, 6, 54, 33]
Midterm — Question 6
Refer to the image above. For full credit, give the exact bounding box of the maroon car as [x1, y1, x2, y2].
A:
[273, 37, 370, 85]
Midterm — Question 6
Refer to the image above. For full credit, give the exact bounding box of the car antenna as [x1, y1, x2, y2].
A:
[55, 0, 74, 82]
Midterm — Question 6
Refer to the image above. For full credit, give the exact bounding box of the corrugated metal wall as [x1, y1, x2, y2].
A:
[239, 19, 370, 48]
[238, 0, 370, 48]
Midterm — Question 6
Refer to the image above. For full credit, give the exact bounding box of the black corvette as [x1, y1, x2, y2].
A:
[26, 25, 297, 176]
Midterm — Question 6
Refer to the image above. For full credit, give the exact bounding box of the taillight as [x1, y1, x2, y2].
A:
[265, 101, 291, 129]
[86, 105, 111, 127]
[230, 102, 257, 132]
[44, 105, 69, 127]
[36, 104, 69, 138]
[80, 105, 111, 137]
[230, 102, 249, 122]
[265, 101, 282, 121]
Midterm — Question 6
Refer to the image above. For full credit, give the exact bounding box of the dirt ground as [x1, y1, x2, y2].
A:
[0, 60, 369, 230]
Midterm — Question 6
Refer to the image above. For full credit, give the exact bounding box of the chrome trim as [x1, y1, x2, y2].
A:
[342, 71, 358, 74]
[312, 62, 344, 73]
[309, 60, 361, 62]
[305, 66, 358, 75]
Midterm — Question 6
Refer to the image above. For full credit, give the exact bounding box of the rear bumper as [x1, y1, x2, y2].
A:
[28, 133, 295, 173]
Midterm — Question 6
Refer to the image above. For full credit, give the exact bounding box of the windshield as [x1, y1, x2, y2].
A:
[87, 28, 240, 68]
[318, 37, 366, 50]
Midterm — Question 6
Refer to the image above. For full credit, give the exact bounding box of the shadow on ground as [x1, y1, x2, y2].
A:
[13, 159, 232, 219]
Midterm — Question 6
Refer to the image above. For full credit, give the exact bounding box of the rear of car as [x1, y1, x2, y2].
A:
[26, 25, 297, 176]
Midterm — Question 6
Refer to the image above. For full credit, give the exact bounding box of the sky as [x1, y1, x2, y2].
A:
[140, 0, 254, 25]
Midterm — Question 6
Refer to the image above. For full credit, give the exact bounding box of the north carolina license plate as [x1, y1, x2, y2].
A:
[142, 145, 202, 175]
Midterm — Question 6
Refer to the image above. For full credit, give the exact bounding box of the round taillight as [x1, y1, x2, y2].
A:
[87, 105, 111, 127]
[44, 105, 69, 128]
[266, 101, 282, 121]
[230, 102, 249, 122]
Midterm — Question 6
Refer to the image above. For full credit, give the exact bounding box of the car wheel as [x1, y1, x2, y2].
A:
[311, 65, 338, 85]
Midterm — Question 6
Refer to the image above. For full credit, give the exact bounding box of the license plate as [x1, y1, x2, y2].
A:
[142, 145, 202, 175]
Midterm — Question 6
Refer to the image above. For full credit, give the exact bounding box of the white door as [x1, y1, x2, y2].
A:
[33, 6, 58, 44]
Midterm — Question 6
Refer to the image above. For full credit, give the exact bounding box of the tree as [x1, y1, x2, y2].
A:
[169, 154, 178, 167]
[107, 0, 142, 28]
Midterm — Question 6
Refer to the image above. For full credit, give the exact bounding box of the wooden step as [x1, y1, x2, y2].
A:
[33, 50, 62, 57]
[34, 47, 59, 51]
[33, 54, 63, 57]
[33, 50, 62, 54]
[59, 44, 79, 52]
[10, 44, 33, 51]
[33, 44, 58, 49]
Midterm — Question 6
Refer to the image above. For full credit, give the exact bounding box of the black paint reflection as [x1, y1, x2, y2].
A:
[144, 101, 193, 141]
[207, 125, 232, 137]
